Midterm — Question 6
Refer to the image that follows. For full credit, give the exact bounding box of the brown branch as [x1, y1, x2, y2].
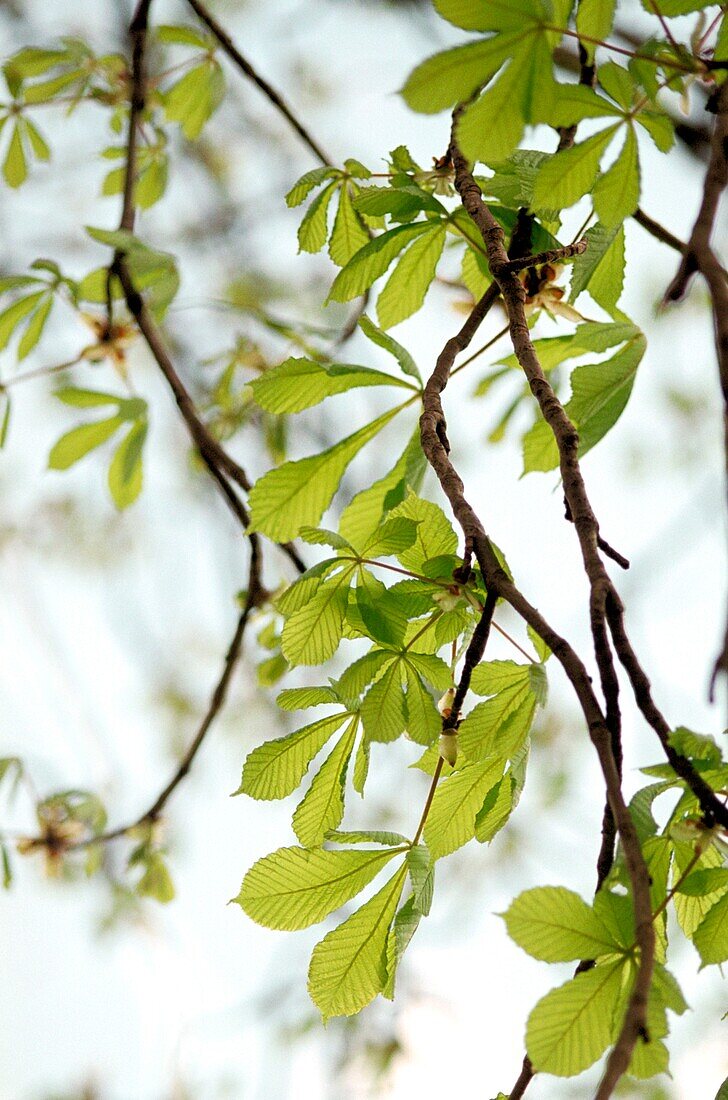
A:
[184, 0, 332, 166]
[494, 238, 587, 274]
[419, 118, 657, 1099]
[664, 83, 728, 699]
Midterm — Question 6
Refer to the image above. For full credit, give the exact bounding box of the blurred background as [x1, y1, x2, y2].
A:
[0, 0, 725, 1097]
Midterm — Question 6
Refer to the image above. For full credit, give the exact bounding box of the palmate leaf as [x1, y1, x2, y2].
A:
[458, 664, 535, 761]
[338, 429, 427, 548]
[376, 223, 446, 329]
[522, 331, 645, 474]
[526, 960, 627, 1077]
[389, 490, 458, 571]
[383, 896, 421, 1000]
[298, 180, 338, 253]
[236, 711, 348, 800]
[248, 403, 404, 542]
[361, 656, 407, 743]
[400, 33, 521, 114]
[456, 57, 526, 167]
[693, 893, 728, 967]
[503, 886, 622, 962]
[48, 416, 124, 470]
[281, 566, 355, 666]
[108, 419, 146, 510]
[593, 126, 640, 229]
[292, 717, 359, 846]
[236, 845, 403, 931]
[308, 863, 408, 1020]
[532, 126, 619, 212]
[286, 166, 337, 208]
[576, 0, 617, 61]
[434, 0, 545, 32]
[359, 314, 422, 384]
[249, 358, 415, 415]
[407, 844, 434, 916]
[329, 183, 369, 267]
[570, 222, 625, 313]
[276, 686, 340, 711]
[328, 222, 431, 303]
[162, 59, 224, 140]
[424, 757, 504, 859]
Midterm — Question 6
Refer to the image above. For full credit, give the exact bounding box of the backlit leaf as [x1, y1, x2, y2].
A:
[237, 712, 348, 800]
[237, 845, 402, 930]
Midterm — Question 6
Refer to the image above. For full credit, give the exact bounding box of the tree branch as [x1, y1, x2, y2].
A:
[184, 0, 331, 166]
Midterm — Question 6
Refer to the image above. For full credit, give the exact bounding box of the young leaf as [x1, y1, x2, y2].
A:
[361, 656, 407, 743]
[424, 757, 503, 859]
[532, 126, 619, 212]
[327, 222, 430, 304]
[249, 358, 413, 414]
[236, 845, 402, 930]
[48, 416, 123, 470]
[359, 314, 422, 385]
[108, 419, 146, 510]
[17, 293, 52, 359]
[248, 404, 404, 542]
[376, 224, 446, 329]
[163, 60, 224, 139]
[337, 430, 426, 548]
[566, 332, 646, 456]
[456, 58, 526, 167]
[400, 34, 520, 114]
[693, 893, 728, 967]
[576, 0, 616, 61]
[297, 180, 338, 253]
[292, 717, 359, 846]
[593, 126, 640, 229]
[0, 291, 46, 350]
[3, 124, 27, 188]
[503, 886, 621, 962]
[526, 960, 627, 1076]
[276, 686, 340, 711]
[286, 166, 336, 208]
[236, 712, 348, 800]
[307, 863, 407, 1020]
[570, 223, 625, 313]
[329, 184, 369, 267]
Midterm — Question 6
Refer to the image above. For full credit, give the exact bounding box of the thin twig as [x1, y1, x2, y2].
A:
[184, 0, 331, 166]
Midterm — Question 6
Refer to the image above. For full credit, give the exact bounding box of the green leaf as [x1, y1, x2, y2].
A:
[248, 404, 404, 541]
[456, 59, 526, 167]
[17, 293, 53, 359]
[286, 166, 336, 207]
[163, 60, 224, 139]
[237, 712, 347, 800]
[297, 180, 338, 253]
[361, 657, 407, 743]
[0, 291, 46, 350]
[354, 184, 444, 221]
[54, 388, 123, 409]
[407, 845, 434, 916]
[327, 830, 410, 847]
[503, 886, 621, 962]
[424, 757, 503, 859]
[237, 845, 402, 930]
[156, 23, 213, 49]
[570, 223, 625, 312]
[308, 864, 407, 1020]
[359, 314, 422, 384]
[674, 844, 728, 938]
[276, 686, 340, 711]
[593, 126, 640, 228]
[404, 665, 441, 746]
[433, 0, 543, 31]
[293, 717, 359, 846]
[48, 416, 123, 470]
[338, 429, 426, 548]
[458, 668, 534, 761]
[108, 419, 146, 509]
[136, 854, 175, 903]
[355, 576, 408, 648]
[249, 357, 412, 414]
[390, 491, 458, 571]
[328, 222, 430, 304]
[694, 893, 728, 967]
[470, 659, 530, 696]
[566, 332, 646, 455]
[715, 1076, 728, 1100]
[641, 0, 709, 12]
[532, 126, 619, 212]
[576, 0, 616, 61]
[3, 124, 27, 188]
[383, 896, 421, 1000]
[526, 960, 626, 1076]
[400, 34, 521, 114]
[376, 224, 446, 329]
[329, 184, 369, 267]
[547, 85, 622, 127]
[362, 516, 419, 557]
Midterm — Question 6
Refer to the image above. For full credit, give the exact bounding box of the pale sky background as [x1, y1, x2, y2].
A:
[0, 1, 726, 1098]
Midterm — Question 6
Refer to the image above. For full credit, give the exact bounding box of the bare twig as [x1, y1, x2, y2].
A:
[184, 0, 331, 166]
